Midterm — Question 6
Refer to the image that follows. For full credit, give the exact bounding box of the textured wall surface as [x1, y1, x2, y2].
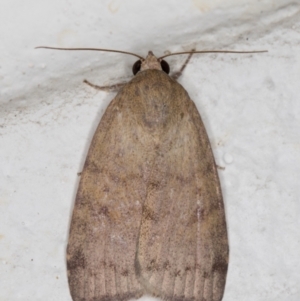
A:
[1, 1, 300, 300]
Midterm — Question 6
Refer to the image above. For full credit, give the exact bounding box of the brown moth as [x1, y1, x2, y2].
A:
[36, 46, 266, 301]
[67, 50, 228, 301]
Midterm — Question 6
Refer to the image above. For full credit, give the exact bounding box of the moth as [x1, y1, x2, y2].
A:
[37, 46, 266, 301]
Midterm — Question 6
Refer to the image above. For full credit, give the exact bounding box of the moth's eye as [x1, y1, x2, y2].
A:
[132, 60, 142, 75]
[160, 60, 170, 74]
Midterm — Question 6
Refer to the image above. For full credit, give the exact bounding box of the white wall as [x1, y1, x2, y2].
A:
[1, 1, 300, 300]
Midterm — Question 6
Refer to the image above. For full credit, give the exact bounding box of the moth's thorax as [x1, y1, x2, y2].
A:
[140, 51, 162, 72]
[125, 69, 187, 135]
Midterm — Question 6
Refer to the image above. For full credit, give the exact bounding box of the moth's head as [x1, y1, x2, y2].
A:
[132, 51, 170, 75]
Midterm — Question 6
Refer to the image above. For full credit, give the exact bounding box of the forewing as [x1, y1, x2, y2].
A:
[137, 98, 229, 301]
[67, 89, 149, 301]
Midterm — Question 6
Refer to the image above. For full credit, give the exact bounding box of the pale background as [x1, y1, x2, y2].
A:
[1, 1, 300, 300]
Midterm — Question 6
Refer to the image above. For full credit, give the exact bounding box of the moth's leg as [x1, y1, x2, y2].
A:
[171, 50, 195, 81]
[83, 79, 127, 92]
